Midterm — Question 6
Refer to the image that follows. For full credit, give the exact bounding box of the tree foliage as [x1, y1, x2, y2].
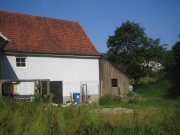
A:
[166, 42, 180, 97]
[107, 21, 166, 85]
[172, 42, 180, 66]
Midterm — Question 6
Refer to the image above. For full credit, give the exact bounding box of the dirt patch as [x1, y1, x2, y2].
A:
[92, 107, 134, 114]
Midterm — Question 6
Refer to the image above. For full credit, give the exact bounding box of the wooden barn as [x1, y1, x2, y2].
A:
[99, 58, 129, 97]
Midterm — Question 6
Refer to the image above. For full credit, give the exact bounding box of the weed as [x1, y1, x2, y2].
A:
[0, 86, 179, 135]
[99, 94, 121, 105]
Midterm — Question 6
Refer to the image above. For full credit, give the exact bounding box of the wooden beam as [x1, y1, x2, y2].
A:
[47, 81, 50, 94]
[40, 81, 42, 95]
[0, 79, 50, 83]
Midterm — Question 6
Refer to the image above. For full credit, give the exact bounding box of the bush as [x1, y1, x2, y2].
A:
[99, 94, 121, 105]
[175, 97, 180, 119]
[127, 91, 137, 97]
[43, 93, 54, 102]
[33, 93, 54, 103]
[128, 99, 138, 104]
[127, 91, 138, 103]
[33, 94, 43, 103]
[99, 94, 111, 105]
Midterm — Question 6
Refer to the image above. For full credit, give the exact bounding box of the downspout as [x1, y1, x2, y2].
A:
[99, 57, 102, 97]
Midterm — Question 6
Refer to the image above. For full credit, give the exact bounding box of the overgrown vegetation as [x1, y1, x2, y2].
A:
[137, 77, 171, 98]
[106, 21, 180, 98]
[1, 79, 180, 135]
[165, 41, 180, 97]
[0, 98, 179, 135]
[106, 21, 166, 87]
[99, 94, 121, 105]
[1, 21, 177, 135]
[2, 41, 179, 134]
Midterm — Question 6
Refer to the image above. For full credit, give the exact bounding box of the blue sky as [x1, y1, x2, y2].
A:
[0, 0, 179, 53]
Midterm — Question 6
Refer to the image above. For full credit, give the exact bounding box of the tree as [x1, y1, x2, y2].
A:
[107, 21, 166, 87]
[166, 42, 180, 97]
[172, 42, 180, 66]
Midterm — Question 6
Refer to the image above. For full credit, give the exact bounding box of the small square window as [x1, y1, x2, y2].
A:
[112, 79, 118, 87]
[16, 57, 26, 67]
[16, 58, 21, 62]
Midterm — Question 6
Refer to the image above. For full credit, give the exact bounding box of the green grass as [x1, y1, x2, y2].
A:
[101, 98, 176, 109]
[101, 78, 176, 109]
[0, 78, 180, 135]
[0, 96, 179, 135]
[137, 78, 171, 98]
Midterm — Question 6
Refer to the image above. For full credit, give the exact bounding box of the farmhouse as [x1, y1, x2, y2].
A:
[0, 11, 129, 103]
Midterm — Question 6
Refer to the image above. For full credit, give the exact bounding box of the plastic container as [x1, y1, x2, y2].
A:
[73, 93, 80, 103]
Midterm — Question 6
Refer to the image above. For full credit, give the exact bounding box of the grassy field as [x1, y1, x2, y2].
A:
[0, 79, 180, 135]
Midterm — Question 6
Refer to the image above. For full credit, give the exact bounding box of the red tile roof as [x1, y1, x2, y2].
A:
[0, 11, 100, 56]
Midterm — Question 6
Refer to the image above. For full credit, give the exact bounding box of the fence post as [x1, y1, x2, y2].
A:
[47, 80, 50, 94]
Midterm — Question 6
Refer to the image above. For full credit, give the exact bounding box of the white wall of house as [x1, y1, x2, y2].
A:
[1, 55, 99, 96]
[17, 82, 34, 95]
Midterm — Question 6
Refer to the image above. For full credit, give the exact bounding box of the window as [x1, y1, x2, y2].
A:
[111, 79, 118, 87]
[16, 57, 26, 67]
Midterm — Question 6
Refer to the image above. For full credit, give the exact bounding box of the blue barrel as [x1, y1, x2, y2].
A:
[73, 93, 80, 103]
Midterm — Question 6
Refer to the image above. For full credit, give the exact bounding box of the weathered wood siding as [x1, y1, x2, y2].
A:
[100, 58, 129, 96]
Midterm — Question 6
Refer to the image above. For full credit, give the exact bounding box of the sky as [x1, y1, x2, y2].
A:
[0, 0, 179, 53]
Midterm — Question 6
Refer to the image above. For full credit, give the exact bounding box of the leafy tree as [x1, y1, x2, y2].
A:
[172, 42, 180, 66]
[107, 21, 166, 87]
[166, 42, 180, 97]
[164, 42, 180, 70]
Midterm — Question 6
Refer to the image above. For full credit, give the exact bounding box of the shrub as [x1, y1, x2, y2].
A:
[175, 97, 180, 119]
[99, 94, 111, 105]
[128, 91, 138, 103]
[99, 94, 121, 105]
[43, 93, 54, 102]
[127, 91, 137, 97]
[33, 93, 54, 103]
[33, 94, 43, 103]
[128, 98, 138, 104]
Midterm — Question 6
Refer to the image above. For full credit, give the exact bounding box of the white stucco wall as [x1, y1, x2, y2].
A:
[1, 55, 99, 96]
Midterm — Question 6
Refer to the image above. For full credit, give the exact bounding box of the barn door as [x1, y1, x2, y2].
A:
[50, 81, 63, 104]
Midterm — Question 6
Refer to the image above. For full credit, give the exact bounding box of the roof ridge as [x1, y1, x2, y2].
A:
[0, 10, 79, 24]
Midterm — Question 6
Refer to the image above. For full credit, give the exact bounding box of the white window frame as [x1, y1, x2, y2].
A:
[16, 57, 27, 68]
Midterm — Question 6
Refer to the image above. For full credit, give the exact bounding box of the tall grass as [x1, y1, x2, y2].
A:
[0, 98, 47, 135]
[0, 97, 180, 135]
[1, 75, 179, 134]
[137, 77, 171, 98]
